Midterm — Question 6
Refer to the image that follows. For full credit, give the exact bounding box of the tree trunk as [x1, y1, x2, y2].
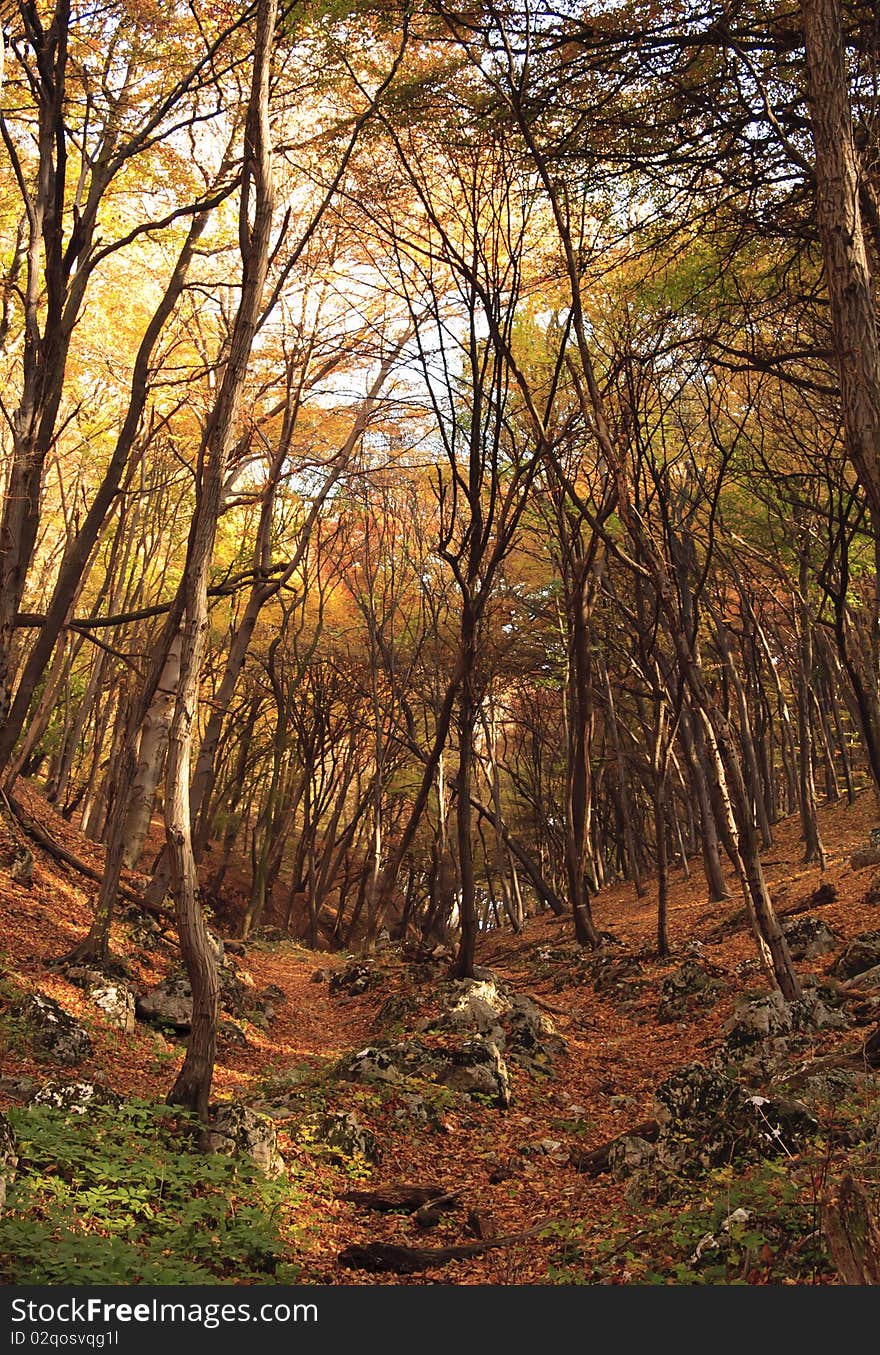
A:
[120, 631, 182, 870]
[563, 563, 602, 949]
[802, 0, 880, 520]
[166, 0, 277, 1118]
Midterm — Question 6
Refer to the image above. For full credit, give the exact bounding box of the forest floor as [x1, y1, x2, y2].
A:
[1, 785, 880, 1285]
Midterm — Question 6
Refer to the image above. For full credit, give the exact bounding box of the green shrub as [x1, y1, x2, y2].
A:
[0, 1099, 300, 1284]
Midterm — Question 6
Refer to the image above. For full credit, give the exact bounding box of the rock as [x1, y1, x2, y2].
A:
[336, 1044, 415, 1086]
[135, 974, 192, 1031]
[248, 983, 285, 1022]
[313, 1111, 381, 1164]
[437, 1036, 511, 1108]
[849, 844, 880, 871]
[391, 1092, 446, 1132]
[657, 959, 725, 1023]
[831, 932, 880, 981]
[428, 977, 565, 1072]
[0, 1112, 18, 1212]
[62, 957, 130, 988]
[217, 1020, 249, 1049]
[429, 979, 505, 1038]
[16, 994, 93, 1066]
[217, 962, 248, 1016]
[261, 926, 289, 942]
[584, 950, 645, 1003]
[90, 983, 135, 1033]
[646, 1062, 818, 1176]
[538, 1138, 564, 1156]
[310, 969, 328, 984]
[723, 991, 791, 1047]
[505, 994, 566, 1070]
[329, 961, 377, 997]
[607, 1133, 657, 1178]
[723, 989, 846, 1051]
[0, 1076, 38, 1101]
[30, 1080, 121, 1114]
[781, 915, 839, 961]
[338, 1034, 511, 1108]
[373, 991, 421, 1033]
[773, 1065, 867, 1111]
[11, 847, 34, 886]
[204, 1103, 284, 1177]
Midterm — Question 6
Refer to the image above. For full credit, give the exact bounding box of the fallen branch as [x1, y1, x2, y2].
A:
[339, 1182, 448, 1212]
[568, 1119, 661, 1177]
[5, 790, 172, 920]
[414, 1191, 461, 1227]
[522, 992, 570, 1018]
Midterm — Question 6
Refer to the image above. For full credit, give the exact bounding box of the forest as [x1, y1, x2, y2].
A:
[1, 0, 880, 1289]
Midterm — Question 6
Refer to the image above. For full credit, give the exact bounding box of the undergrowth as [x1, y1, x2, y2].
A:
[0, 1100, 301, 1284]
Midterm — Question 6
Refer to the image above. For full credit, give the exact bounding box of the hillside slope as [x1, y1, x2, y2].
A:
[1, 785, 880, 1284]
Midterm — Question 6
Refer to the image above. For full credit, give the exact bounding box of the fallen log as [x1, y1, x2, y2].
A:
[568, 1119, 661, 1177]
[780, 883, 837, 916]
[339, 1182, 448, 1212]
[413, 1191, 460, 1227]
[5, 790, 172, 921]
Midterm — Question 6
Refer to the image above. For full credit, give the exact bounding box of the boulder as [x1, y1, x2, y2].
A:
[584, 950, 645, 1003]
[135, 974, 192, 1031]
[656, 959, 725, 1023]
[204, 1103, 284, 1177]
[90, 983, 135, 1034]
[651, 1063, 817, 1169]
[0, 1076, 38, 1101]
[428, 977, 565, 1072]
[430, 979, 505, 1039]
[336, 1044, 419, 1087]
[723, 989, 846, 1051]
[391, 1092, 446, 1132]
[313, 1111, 381, 1164]
[217, 962, 249, 1016]
[17, 994, 92, 1066]
[11, 847, 34, 886]
[217, 1020, 249, 1049]
[831, 932, 880, 981]
[373, 991, 422, 1033]
[505, 994, 566, 1070]
[338, 1034, 511, 1107]
[849, 843, 880, 871]
[436, 1036, 511, 1109]
[606, 1133, 658, 1178]
[329, 961, 377, 997]
[602, 1062, 819, 1205]
[30, 1080, 121, 1114]
[62, 958, 130, 989]
[254, 926, 287, 942]
[780, 915, 839, 961]
[248, 983, 285, 1022]
[0, 1112, 18, 1212]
